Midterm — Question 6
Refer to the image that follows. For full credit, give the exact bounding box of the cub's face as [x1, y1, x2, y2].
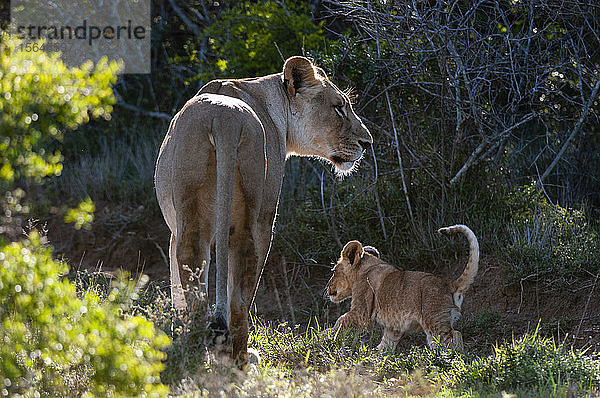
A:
[326, 255, 355, 303]
[283, 57, 373, 176]
[326, 241, 380, 303]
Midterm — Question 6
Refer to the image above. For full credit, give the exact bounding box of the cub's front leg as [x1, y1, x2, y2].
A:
[330, 286, 374, 333]
[333, 311, 368, 330]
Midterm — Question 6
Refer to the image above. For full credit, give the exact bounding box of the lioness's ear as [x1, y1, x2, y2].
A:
[283, 56, 320, 97]
[342, 241, 364, 267]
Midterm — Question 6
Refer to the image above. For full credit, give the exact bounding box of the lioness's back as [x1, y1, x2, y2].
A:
[155, 94, 262, 188]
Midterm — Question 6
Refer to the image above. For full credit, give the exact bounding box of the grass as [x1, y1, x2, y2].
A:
[51, 126, 162, 206]
[80, 274, 594, 398]
[246, 317, 599, 397]
[157, 316, 599, 397]
[58, 260, 600, 397]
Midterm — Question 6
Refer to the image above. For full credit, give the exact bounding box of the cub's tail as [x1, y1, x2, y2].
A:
[437, 224, 479, 295]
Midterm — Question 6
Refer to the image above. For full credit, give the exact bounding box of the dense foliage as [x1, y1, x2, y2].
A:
[0, 232, 170, 396]
[0, 36, 118, 184]
[0, 35, 117, 233]
[202, 1, 326, 79]
[0, 35, 168, 396]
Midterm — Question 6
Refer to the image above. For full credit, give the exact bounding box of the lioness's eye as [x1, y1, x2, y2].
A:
[334, 105, 346, 119]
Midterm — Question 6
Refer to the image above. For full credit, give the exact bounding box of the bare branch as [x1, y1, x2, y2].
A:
[535, 77, 600, 189]
[369, 143, 387, 240]
[168, 0, 203, 37]
[385, 90, 415, 225]
[114, 89, 172, 121]
[450, 113, 537, 186]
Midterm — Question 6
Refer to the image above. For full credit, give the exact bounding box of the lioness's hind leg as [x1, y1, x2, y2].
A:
[227, 229, 258, 365]
[175, 199, 214, 309]
[227, 218, 272, 365]
[169, 233, 187, 310]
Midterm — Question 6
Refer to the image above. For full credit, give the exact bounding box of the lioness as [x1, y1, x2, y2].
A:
[326, 225, 479, 351]
[155, 56, 372, 363]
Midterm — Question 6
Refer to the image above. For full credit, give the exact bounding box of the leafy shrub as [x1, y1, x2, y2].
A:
[201, 1, 326, 80]
[505, 185, 600, 284]
[0, 35, 119, 236]
[0, 35, 118, 184]
[0, 231, 170, 397]
[64, 197, 95, 230]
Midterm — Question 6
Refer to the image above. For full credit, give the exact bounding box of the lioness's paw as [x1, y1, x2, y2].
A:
[206, 316, 230, 347]
[247, 348, 262, 366]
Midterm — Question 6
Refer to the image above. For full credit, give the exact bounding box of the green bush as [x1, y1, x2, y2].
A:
[0, 35, 118, 184]
[0, 231, 170, 397]
[505, 185, 600, 284]
[201, 1, 326, 80]
[0, 35, 119, 233]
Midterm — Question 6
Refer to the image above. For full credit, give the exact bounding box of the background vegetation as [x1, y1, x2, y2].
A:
[1, 0, 599, 396]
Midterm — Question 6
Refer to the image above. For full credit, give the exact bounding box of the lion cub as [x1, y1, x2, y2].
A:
[326, 225, 479, 351]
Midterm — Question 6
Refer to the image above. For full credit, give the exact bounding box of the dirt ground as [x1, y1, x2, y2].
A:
[44, 202, 600, 354]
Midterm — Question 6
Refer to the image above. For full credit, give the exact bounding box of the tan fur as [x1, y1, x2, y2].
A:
[326, 225, 479, 351]
[154, 56, 372, 364]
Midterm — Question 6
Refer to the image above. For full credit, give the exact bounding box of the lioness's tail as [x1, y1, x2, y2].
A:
[437, 224, 479, 294]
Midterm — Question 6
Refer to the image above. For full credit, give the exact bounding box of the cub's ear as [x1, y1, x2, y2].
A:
[363, 246, 380, 258]
[341, 240, 364, 267]
[283, 56, 320, 97]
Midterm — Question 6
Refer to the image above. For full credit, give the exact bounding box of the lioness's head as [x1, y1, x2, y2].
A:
[326, 241, 380, 303]
[282, 56, 373, 176]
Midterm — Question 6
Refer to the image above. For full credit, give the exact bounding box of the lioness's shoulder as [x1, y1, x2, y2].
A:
[196, 79, 234, 96]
